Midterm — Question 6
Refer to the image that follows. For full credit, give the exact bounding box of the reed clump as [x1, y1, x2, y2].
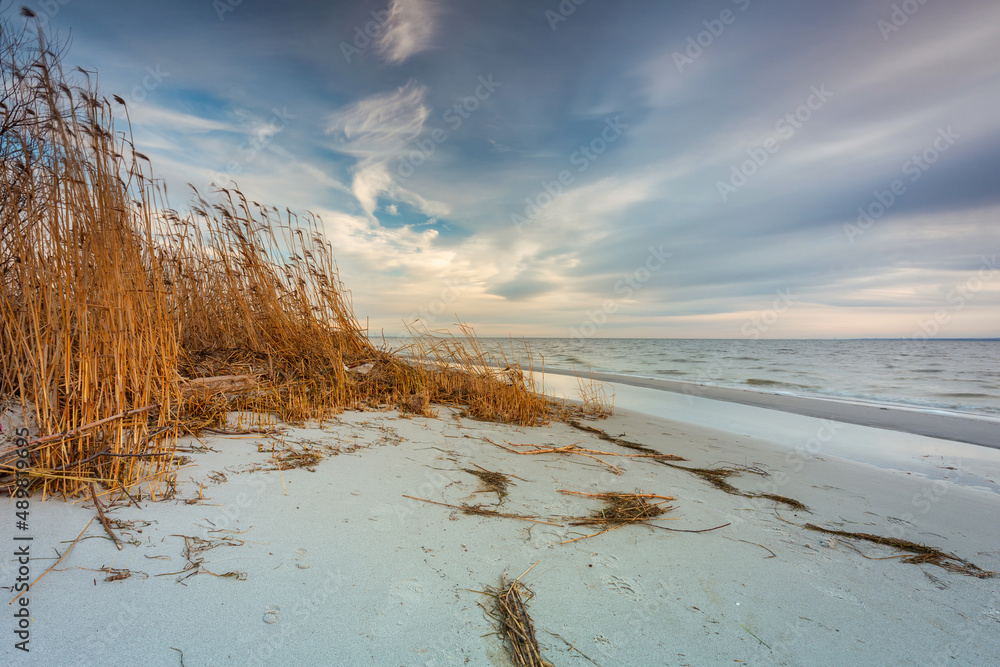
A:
[558, 489, 678, 543]
[464, 464, 513, 501]
[479, 569, 554, 667]
[0, 13, 598, 499]
[0, 12, 179, 498]
[563, 490, 675, 528]
[402, 323, 556, 425]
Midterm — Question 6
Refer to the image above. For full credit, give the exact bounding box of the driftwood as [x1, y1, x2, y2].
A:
[91, 483, 123, 550]
[181, 375, 259, 397]
[0, 404, 160, 466]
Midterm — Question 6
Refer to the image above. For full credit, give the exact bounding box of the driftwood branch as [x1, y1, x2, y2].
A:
[0, 404, 161, 460]
[181, 375, 258, 397]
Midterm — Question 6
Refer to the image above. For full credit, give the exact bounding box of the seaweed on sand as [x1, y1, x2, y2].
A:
[402, 495, 563, 527]
[803, 524, 994, 578]
[565, 422, 808, 511]
[463, 465, 513, 501]
[559, 490, 678, 543]
[566, 420, 685, 459]
[664, 462, 809, 511]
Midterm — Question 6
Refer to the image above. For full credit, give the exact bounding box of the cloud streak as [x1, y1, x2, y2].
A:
[376, 0, 439, 64]
[325, 80, 429, 157]
[325, 81, 450, 219]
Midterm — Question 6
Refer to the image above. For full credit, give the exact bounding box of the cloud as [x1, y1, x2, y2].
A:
[350, 161, 394, 215]
[376, 0, 439, 64]
[325, 81, 449, 218]
[128, 104, 235, 134]
[325, 80, 429, 157]
[61, 0, 999, 337]
[488, 277, 555, 301]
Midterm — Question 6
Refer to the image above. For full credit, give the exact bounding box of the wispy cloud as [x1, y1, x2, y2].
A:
[325, 81, 449, 218]
[325, 80, 429, 157]
[376, 0, 439, 64]
[128, 104, 234, 134]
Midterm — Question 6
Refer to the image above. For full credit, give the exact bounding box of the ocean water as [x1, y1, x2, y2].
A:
[379, 337, 1000, 419]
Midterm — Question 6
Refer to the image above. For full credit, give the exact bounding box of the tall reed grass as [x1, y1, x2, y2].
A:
[1, 11, 179, 498]
[0, 11, 607, 499]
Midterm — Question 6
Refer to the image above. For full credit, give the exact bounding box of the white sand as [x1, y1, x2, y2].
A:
[3, 396, 1000, 665]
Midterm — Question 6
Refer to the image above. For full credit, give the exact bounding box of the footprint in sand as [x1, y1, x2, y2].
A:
[602, 575, 644, 602]
[390, 578, 425, 602]
[590, 552, 619, 568]
[294, 548, 312, 569]
[530, 528, 567, 550]
[262, 605, 280, 624]
[816, 585, 863, 606]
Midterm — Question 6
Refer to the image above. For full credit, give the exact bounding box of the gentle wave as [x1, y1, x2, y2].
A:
[376, 337, 1000, 418]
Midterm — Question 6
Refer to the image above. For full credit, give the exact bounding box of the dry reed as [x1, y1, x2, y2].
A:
[464, 464, 513, 501]
[0, 12, 598, 499]
[479, 566, 554, 667]
[560, 489, 677, 543]
[1, 12, 179, 498]
[802, 524, 994, 578]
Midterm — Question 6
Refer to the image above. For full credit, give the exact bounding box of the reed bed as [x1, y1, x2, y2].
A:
[0, 12, 179, 498]
[0, 13, 605, 499]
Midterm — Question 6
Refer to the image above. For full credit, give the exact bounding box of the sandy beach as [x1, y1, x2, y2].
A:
[4, 384, 1000, 666]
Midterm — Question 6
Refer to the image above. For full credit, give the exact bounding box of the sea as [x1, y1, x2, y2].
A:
[377, 338, 1000, 419]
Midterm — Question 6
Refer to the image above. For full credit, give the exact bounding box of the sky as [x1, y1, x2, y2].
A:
[18, 0, 1000, 338]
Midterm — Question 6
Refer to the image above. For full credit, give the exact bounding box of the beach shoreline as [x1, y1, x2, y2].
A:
[540, 367, 1000, 450]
